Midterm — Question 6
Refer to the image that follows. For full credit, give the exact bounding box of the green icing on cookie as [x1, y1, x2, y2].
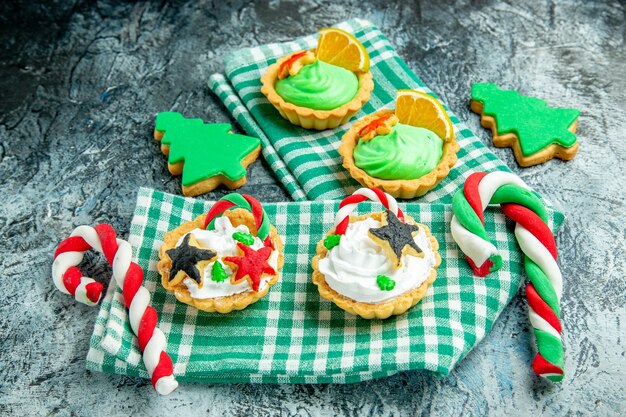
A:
[376, 275, 396, 291]
[275, 60, 358, 110]
[323, 234, 341, 250]
[471, 83, 580, 156]
[211, 260, 228, 283]
[155, 112, 260, 186]
[232, 231, 255, 246]
[353, 123, 443, 180]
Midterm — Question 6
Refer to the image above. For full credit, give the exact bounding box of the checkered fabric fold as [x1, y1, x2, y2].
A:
[208, 18, 511, 203]
[85, 187, 564, 383]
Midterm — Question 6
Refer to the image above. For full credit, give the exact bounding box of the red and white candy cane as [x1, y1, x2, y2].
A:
[451, 171, 565, 382]
[203, 193, 272, 247]
[334, 188, 404, 234]
[52, 224, 178, 395]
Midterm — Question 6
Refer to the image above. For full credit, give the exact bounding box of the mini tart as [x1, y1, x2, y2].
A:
[158, 209, 284, 313]
[311, 212, 441, 319]
[260, 50, 374, 130]
[338, 109, 460, 199]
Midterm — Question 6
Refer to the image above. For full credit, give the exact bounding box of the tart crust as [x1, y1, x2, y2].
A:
[310, 212, 441, 320]
[338, 109, 460, 199]
[260, 50, 374, 130]
[158, 209, 284, 313]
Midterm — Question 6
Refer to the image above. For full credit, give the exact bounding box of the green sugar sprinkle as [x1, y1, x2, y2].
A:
[376, 275, 396, 291]
[211, 261, 228, 283]
[232, 231, 255, 246]
[324, 234, 341, 250]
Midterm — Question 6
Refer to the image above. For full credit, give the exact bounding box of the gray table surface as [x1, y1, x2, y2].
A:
[1, 0, 624, 415]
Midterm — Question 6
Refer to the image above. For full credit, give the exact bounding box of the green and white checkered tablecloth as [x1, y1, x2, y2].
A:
[208, 18, 511, 203]
[86, 187, 564, 383]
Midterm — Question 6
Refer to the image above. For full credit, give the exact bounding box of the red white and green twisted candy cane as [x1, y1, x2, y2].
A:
[204, 193, 272, 247]
[450, 171, 564, 382]
[52, 224, 178, 395]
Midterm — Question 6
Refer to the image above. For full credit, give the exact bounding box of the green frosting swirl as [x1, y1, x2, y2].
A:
[353, 124, 444, 180]
[275, 60, 358, 110]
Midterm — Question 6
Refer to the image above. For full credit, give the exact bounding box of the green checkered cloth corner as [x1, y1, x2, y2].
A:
[86, 187, 564, 383]
[208, 18, 511, 203]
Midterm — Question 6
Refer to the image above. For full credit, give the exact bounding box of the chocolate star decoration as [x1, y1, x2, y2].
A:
[166, 234, 216, 286]
[368, 210, 423, 269]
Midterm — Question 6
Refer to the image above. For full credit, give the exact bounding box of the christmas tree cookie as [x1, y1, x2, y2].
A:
[154, 112, 261, 196]
[470, 83, 580, 167]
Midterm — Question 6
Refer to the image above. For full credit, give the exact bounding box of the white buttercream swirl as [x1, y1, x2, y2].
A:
[174, 217, 279, 299]
[318, 217, 436, 303]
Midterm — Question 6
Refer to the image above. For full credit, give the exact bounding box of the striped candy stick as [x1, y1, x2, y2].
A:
[52, 224, 178, 395]
[333, 188, 404, 235]
[450, 172, 565, 382]
[52, 234, 104, 306]
[203, 193, 272, 246]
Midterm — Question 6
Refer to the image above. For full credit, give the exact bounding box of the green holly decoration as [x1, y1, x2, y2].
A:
[155, 112, 261, 187]
[232, 231, 255, 246]
[323, 234, 341, 250]
[376, 275, 396, 291]
[471, 83, 579, 156]
[211, 260, 228, 283]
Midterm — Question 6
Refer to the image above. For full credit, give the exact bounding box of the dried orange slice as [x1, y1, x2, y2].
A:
[395, 90, 455, 141]
[316, 28, 370, 73]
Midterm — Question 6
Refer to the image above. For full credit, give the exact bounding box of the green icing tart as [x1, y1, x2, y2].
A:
[353, 124, 444, 180]
[275, 60, 359, 111]
[339, 109, 460, 199]
[260, 50, 374, 130]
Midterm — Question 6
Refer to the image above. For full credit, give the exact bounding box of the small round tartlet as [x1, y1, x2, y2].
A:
[261, 28, 374, 130]
[311, 188, 441, 319]
[339, 91, 460, 199]
[158, 194, 284, 313]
